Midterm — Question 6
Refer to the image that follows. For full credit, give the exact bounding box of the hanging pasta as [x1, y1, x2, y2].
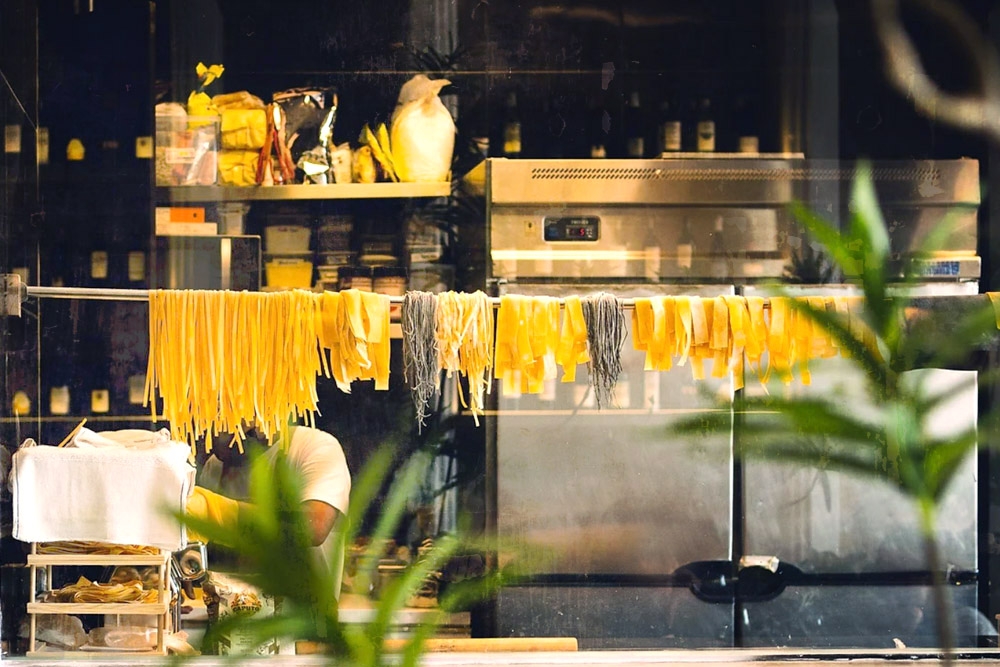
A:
[317, 289, 392, 393]
[632, 296, 676, 374]
[494, 295, 559, 396]
[401, 291, 440, 430]
[556, 295, 590, 382]
[581, 292, 626, 409]
[145, 289, 327, 452]
[435, 291, 494, 424]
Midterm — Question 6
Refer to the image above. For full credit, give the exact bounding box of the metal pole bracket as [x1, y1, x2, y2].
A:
[1, 273, 26, 317]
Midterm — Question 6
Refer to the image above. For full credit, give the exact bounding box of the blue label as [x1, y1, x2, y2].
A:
[919, 261, 960, 277]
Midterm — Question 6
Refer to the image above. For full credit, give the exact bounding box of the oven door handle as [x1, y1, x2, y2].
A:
[673, 558, 805, 604]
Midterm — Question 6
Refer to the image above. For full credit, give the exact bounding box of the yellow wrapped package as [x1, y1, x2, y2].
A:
[218, 150, 260, 186]
[220, 109, 267, 150]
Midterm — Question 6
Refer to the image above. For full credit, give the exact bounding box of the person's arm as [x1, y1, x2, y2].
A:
[188, 488, 340, 547]
[303, 499, 341, 547]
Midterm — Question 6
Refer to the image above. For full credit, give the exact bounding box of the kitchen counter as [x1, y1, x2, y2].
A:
[9, 648, 1000, 666]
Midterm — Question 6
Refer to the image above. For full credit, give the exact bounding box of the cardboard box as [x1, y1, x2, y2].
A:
[155, 207, 215, 235]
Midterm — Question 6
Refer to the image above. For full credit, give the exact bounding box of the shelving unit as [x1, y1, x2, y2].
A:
[26, 544, 171, 656]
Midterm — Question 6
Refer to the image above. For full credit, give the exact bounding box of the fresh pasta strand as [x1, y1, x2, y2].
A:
[401, 291, 440, 431]
[581, 292, 626, 409]
[435, 291, 494, 425]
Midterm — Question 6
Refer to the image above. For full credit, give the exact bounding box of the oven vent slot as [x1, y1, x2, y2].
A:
[529, 166, 942, 183]
[529, 167, 665, 181]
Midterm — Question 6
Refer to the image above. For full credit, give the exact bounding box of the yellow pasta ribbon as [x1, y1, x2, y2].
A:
[556, 296, 589, 382]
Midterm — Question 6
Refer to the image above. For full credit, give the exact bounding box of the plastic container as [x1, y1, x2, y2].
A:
[317, 251, 355, 268]
[359, 254, 398, 268]
[373, 266, 408, 295]
[361, 236, 396, 256]
[264, 225, 311, 253]
[155, 114, 219, 186]
[316, 215, 354, 252]
[408, 263, 454, 294]
[374, 266, 408, 319]
[265, 258, 313, 288]
[317, 252, 355, 289]
[337, 265, 373, 292]
[217, 202, 250, 235]
[88, 625, 157, 650]
[407, 244, 444, 264]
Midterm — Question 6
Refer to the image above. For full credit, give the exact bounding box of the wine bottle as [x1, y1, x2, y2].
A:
[682, 97, 699, 151]
[696, 98, 716, 152]
[81, 333, 111, 415]
[710, 215, 727, 277]
[657, 98, 682, 154]
[502, 92, 522, 158]
[127, 250, 147, 285]
[676, 217, 695, 274]
[624, 91, 645, 158]
[643, 221, 661, 281]
[734, 96, 760, 153]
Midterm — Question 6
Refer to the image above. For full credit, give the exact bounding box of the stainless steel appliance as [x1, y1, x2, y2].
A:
[493, 281, 737, 648]
[740, 282, 984, 648]
[479, 157, 985, 648]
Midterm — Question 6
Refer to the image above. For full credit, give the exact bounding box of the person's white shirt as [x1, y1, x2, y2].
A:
[264, 425, 351, 593]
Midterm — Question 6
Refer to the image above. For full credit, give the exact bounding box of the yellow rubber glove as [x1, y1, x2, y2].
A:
[185, 486, 242, 544]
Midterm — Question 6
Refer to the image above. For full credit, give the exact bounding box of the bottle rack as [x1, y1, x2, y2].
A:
[25, 543, 171, 656]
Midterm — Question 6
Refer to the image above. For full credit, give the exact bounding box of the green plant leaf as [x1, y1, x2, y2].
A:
[789, 202, 862, 278]
[921, 430, 978, 502]
[848, 162, 893, 329]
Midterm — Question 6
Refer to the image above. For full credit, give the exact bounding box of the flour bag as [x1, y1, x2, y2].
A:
[390, 75, 455, 182]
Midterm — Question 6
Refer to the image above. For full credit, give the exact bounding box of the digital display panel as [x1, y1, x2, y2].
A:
[542, 216, 600, 242]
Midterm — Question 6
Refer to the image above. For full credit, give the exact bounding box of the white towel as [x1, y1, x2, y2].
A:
[75, 427, 175, 450]
[11, 430, 196, 550]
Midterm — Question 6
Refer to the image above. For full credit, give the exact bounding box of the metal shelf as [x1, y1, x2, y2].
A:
[157, 182, 451, 203]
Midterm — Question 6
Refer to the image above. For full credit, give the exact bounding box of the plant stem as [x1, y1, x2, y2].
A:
[919, 499, 954, 666]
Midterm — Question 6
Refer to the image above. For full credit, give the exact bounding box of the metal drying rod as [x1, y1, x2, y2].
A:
[14, 282, 679, 309]
[3, 275, 993, 317]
